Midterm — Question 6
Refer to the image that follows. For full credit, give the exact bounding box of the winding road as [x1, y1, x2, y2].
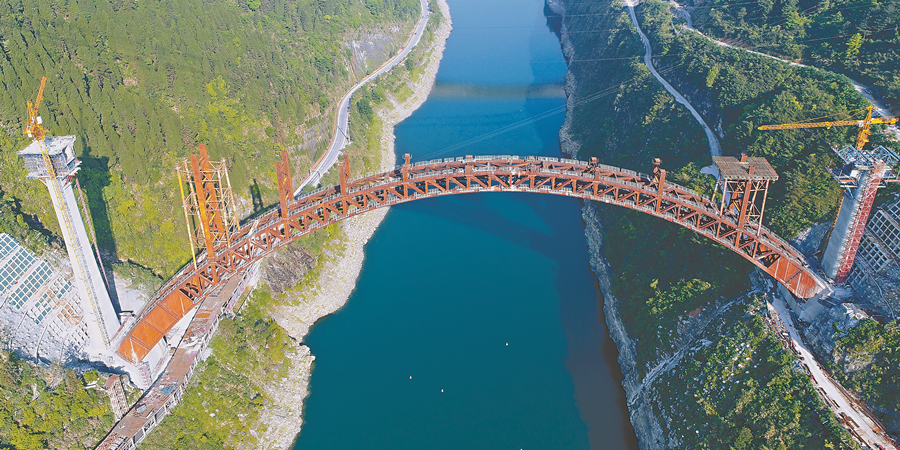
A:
[625, 0, 723, 158]
[669, 0, 896, 123]
[769, 292, 897, 450]
[294, 0, 432, 194]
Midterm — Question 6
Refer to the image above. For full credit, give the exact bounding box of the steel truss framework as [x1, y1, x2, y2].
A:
[117, 154, 826, 363]
[176, 144, 238, 264]
[834, 162, 890, 283]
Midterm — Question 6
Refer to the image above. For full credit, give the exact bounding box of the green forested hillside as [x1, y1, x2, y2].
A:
[138, 289, 295, 450]
[685, 0, 900, 108]
[830, 319, 900, 430]
[0, 351, 128, 450]
[563, 0, 873, 368]
[559, 0, 895, 445]
[0, 0, 417, 274]
[639, 0, 872, 239]
[127, 5, 443, 448]
[655, 299, 854, 449]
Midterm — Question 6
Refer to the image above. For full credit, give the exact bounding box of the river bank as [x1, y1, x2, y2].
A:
[551, 0, 893, 447]
[255, 3, 453, 448]
[550, 0, 663, 447]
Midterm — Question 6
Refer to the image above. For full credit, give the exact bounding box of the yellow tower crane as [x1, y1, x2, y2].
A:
[22, 76, 115, 345]
[24, 76, 47, 141]
[758, 106, 898, 151]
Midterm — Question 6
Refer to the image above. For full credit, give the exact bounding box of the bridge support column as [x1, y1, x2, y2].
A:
[191, 149, 218, 260]
[176, 144, 238, 280]
[276, 150, 293, 220]
[713, 154, 776, 236]
[340, 154, 351, 213]
[652, 158, 666, 214]
[402, 153, 411, 198]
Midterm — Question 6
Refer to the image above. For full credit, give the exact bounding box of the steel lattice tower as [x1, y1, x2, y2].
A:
[822, 145, 900, 283]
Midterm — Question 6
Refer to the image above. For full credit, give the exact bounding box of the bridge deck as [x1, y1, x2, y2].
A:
[113, 155, 826, 365]
[97, 276, 246, 450]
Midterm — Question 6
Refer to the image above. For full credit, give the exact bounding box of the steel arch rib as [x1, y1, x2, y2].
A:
[116, 155, 825, 363]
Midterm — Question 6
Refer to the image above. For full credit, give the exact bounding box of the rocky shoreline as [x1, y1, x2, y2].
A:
[550, 0, 663, 448]
[252, 3, 453, 448]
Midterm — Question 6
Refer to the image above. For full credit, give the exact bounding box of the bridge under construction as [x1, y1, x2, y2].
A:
[115, 149, 827, 364]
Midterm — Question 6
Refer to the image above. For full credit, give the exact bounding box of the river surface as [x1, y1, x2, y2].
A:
[292, 1, 637, 448]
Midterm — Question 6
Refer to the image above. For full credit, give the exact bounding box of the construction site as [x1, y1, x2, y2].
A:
[0, 63, 899, 449]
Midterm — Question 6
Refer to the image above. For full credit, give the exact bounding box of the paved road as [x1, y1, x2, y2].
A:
[769, 294, 897, 450]
[294, 0, 431, 195]
[670, 1, 896, 127]
[634, 2, 896, 447]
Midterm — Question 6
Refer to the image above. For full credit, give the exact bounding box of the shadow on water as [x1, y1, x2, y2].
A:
[592, 248, 642, 450]
[396, 194, 638, 450]
[430, 83, 565, 99]
[530, 6, 640, 449]
[77, 149, 121, 312]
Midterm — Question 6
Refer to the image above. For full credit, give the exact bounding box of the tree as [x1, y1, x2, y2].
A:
[732, 427, 752, 450]
[706, 65, 720, 87]
[845, 33, 862, 59]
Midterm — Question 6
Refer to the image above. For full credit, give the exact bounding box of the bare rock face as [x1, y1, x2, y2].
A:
[262, 245, 316, 295]
[348, 32, 400, 74]
[805, 302, 870, 361]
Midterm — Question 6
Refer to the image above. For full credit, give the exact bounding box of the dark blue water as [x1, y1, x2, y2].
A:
[292, 1, 637, 449]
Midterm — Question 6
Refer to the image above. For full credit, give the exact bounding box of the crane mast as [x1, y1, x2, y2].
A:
[19, 77, 120, 348]
[24, 76, 47, 141]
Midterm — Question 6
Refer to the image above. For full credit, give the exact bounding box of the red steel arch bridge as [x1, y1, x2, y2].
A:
[116, 151, 826, 364]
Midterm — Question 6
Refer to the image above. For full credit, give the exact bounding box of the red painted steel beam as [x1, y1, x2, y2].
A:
[115, 156, 825, 364]
[834, 163, 888, 283]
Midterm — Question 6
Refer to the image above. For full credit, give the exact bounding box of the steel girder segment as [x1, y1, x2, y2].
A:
[117, 289, 193, 363]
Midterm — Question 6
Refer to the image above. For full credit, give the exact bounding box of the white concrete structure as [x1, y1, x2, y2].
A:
[821, 145, 900, 283]
[0, 233, 90, 361]
[17, 135, 120, 353]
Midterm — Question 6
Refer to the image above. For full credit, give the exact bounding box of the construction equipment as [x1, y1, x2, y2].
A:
[19, 76, 120, 347]
[24, 76, 47, 141]
[758, 106, 898, 151]
[760, 106, 900, 284]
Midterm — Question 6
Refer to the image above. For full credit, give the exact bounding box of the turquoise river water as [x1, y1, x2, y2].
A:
[291, 0, 638, 448]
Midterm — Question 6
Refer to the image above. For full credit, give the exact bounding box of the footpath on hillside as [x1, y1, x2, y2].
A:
[624, 0, 722, 158]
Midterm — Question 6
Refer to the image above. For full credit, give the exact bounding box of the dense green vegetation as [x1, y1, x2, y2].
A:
[0, 352, 117, 450]
[562, 0, 891, 370]
[686, 0, 900, 107]
[139, 289, 295, 450]
[0, 0, 417, 274]
[639, 0, 878, 238]
[608, 204, 749, 367]
[653, 299, 856, 449]
[0, 0, 432, 448]
[139, 7, 444, 448]
[830, 319, 900, 431]
[560, 0, 896, 444]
